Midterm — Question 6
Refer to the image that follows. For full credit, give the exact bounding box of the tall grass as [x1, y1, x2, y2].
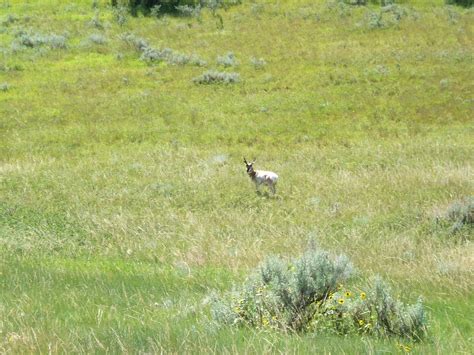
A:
[0, 0, 473, 352]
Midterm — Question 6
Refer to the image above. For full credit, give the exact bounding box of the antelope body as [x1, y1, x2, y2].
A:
[244, 158, 278, 194]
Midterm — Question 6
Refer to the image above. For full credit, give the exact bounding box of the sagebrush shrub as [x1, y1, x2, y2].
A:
[445, 197, 474, 234]
[89, 11, 104, 29]
[211, 248, 427, 340]
[217, 52, 238, 67]
[175, 4, 201, 18]
[121, 33, 149, 51]
[13, 30, 67, 49]
[113, 6, 128, 26]
[211, 248, 354, 331]
[193, 70, 240, 84]
[120, 33, 206, 66]
[89, 33, 108, 45]
[0, 82, 10, 91]
[141, 47, 206, 66]
[364, 4, 409, 29]
[250, 57, 267, 69]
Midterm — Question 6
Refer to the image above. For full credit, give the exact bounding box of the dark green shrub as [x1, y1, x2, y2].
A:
[114, 0, 197, 15]
[445, 0, 473, 7]
[340, 0, 398, 5]
[113, 0, 241, 15]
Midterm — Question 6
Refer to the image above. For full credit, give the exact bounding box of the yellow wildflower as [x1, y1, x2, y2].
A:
[360, 292, 367, 300]
[358, 319, 365, 326]
[338, 298, 345, 305]
[345, 291, 352, 298]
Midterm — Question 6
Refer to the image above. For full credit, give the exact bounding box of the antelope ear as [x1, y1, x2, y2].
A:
[252, 158, 256, 164]
[243, 157, 248, 164]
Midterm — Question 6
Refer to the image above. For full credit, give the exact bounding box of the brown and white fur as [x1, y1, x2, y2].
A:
[244, 158, 278, 194]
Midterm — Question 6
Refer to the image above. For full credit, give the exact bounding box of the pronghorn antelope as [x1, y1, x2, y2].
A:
[243, 158, 278, 194]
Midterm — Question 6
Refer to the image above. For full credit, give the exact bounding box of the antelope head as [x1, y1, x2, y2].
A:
[243, 157, 256, 174]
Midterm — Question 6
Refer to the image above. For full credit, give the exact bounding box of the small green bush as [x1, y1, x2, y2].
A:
[211, 248, 427, 340]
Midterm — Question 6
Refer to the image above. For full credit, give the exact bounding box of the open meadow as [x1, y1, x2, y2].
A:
[1, 0, 473, 352]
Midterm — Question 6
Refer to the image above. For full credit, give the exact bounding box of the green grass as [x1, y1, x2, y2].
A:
[1, 0, 473, 352]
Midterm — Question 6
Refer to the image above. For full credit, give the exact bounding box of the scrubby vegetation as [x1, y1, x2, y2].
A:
[438, 197, 474, 236]
[193, 70, 240, 84]
[212, 247, 426, 340]
[0, 0, 472, 353]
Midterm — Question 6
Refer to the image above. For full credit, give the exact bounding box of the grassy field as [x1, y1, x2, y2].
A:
[1, 0, 473, 352]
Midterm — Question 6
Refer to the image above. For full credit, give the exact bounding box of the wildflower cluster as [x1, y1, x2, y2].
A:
[211, 249, 427, 340]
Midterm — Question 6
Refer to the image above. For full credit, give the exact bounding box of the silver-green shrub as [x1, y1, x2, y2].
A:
[0, 82, 10, 91]
[217, 52, 238, 67]
[175, 4, 201, 18]
[113, 6, 128, 26]
[13, 30, 67, 49]
[120, 33, 206, 66]
[141, 47, 206, 66]
[211, 248, 354, 332]
[446, 197, 474, 226]
[444, 197, 474, 234]
[89, 33, 108, 45]
[212, 249, 427, 340]
[193, 70, 240, 84]
[121, 33, 149, 51]
[250, 57, 267, 69]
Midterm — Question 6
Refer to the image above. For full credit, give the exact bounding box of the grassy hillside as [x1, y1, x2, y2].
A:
[1, 0, 473, 352]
